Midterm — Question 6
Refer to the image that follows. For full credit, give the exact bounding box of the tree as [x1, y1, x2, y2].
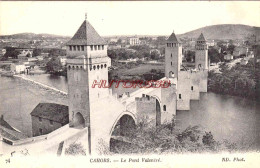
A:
[46, 58, 62, 73]
[49, 48, 66, 57]
[150, 50, 160, 60]
[185, 50, 195, 62]
[32, 48, 42, 57]
[202, 132, 216, 146]
[227, 44, 235, 54]
[208, 47, 220, 63]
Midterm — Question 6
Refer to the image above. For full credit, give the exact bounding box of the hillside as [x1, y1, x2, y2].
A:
[178, 24, 259, 40]
[0, 33, 71, 40]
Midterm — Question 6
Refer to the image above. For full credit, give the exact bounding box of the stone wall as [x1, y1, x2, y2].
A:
[177, 71, 191, 110]
[190, 71, 200, 100]
[195, 49, 208, 70]
[198, 70, 208, 92]
[31, 116, 63, 137]
[67, 63, 90, 127]
[160, 82, 177, 124]
[135, 95, 157, 125]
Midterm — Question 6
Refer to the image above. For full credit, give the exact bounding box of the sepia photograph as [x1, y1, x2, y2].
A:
[0, 1, 259, 167]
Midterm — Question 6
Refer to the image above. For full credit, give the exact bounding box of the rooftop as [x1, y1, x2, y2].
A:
[167, 32, 181, 43]
[30, 103, 69, 124]
[197, 33, 206, 42]
[66, 20, 107, 46]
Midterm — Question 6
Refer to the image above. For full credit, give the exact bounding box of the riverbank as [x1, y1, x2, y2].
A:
[208, 59, 259, 101]
[13, 74, 68, 96]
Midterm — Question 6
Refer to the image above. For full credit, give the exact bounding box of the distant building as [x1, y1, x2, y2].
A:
[207, 40, 215, 47]
[30, 103, 69, 137]
[36, 56, 44, 61]
[108, 44, 121, 50]
[58, 56, 67, 66]
[10, 63, 26, 74]
[233, 46, 248, 57]
[224, 54, 233, 61]
[109, 38, 118, 43]
[16, 49, 33, 59]
[0, 48, 6, 57]
[41, 53, 49, 57]
[128, 37, 141, 45]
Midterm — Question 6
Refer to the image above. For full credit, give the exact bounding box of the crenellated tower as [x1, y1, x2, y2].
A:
[195, 33, 208, 92]
[66, 16, 111, 128]
[195, 33, 208, 70]
[165, 30, 182, 79]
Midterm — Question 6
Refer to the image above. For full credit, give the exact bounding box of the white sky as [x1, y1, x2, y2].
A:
[0, 1, 259, 36]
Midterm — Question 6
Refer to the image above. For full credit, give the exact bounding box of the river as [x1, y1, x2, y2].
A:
[0, 74, 259, 149]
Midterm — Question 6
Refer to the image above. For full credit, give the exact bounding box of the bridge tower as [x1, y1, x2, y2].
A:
[165, 30, 182, 79]
[66, 15, 110, 128]
[195, 33, 208, 70]
[195, 33, 208, 92]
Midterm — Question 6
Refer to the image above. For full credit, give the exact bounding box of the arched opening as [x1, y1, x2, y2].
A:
[109, 114, 136, 153]
[169, 71, 174, 78]
[73, 112, 85, 128]
[163, 105, 166, 111]
[111, 114, 136, 137]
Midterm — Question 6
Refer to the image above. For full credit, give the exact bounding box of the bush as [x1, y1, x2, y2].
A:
[65, 143, 86, 156]
[202, 132, 215, 146]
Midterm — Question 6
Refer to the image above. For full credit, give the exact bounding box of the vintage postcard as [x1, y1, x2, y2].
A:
[0, 1, 259, 167]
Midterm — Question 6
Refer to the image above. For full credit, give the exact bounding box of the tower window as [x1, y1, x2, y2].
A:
[191, 86, 193, 91]
[171, 62, 172, 66]
[163, 105, 166, 111]
[77, 46, 80, 51]
[102, 45, 104, 50]
[179, 94, 182, 99]
[98, 45, 101, 50]
[90, 45, 93, 51]
[97, 65, 100, 69]
[171, 53, 172, 58]
[94, 45, 97, 50]
[73, 46, 76, 51]
[104, 64, 107, 68]
[93, 66, 96, 70]
[69, 46, 72, 51]
[101, 64, 103, 69]
[81, 46, 84, 51]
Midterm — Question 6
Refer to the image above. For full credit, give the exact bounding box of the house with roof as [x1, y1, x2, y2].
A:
[30, 103, 69, 137]
[10, 63, 26, 74]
